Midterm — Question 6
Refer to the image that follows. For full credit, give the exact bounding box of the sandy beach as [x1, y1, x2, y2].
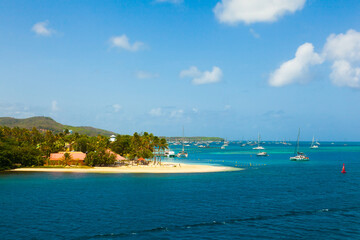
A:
[11, 162, 242, 174]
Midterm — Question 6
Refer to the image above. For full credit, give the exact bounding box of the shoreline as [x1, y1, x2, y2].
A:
[9, 162, 243, 174]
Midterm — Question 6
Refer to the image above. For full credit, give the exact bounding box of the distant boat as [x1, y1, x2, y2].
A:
[290, 129, 309, 161]
[177, 126, 188, 158]
[164, 148, 176, 158]
[253, 133, 265, 150]
[310, 136, 319, 149]
[256, 152, 268, 157]
[221, 139, 228, 149]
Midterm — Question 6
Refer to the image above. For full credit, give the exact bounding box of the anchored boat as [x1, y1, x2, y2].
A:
[290, 129, 309, 161]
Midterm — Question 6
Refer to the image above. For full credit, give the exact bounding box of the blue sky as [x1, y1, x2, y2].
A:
[1, 0, 360, 141]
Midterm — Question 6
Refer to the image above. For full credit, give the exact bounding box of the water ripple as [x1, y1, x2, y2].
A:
[74, 206, 360, 239]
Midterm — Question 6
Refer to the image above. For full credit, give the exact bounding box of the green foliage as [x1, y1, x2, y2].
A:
[110, 132, 168, 160]
[84, 150, 116, 166]
[0, 125, 166, 170]
[74, 137, 90, 153]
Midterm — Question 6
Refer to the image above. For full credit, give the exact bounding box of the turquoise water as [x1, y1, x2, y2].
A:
[1, 142, 360, 239]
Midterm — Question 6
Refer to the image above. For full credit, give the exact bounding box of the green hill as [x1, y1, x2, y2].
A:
[0, 116, 115, 136]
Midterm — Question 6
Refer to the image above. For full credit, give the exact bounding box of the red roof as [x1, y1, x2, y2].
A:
[138, 157, 145, 161]
[106, 149, 126, 161]
[49, 152, 86, 161]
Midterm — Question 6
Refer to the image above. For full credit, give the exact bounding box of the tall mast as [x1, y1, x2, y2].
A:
[311, 136, 314, 147]
[295, 128, 300, 154]
[182, 126, 185, 152]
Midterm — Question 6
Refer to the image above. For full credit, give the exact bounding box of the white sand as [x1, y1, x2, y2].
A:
[11, 162, 242, 174]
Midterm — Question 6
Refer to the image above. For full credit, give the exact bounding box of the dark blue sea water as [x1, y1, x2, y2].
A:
[1, 142, 360, 239]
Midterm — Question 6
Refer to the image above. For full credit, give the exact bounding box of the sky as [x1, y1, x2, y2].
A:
[1, 0, 360, 141]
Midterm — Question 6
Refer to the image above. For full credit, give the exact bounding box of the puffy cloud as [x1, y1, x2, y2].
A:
[330, 60, 360, 88]
[149, 107, 185, 118]
[180, 66, 223, 85]
[323, 30, 360, 62]
[32, 21, 54, 36]
[269, 43, 323, 87]
[112, 104, 122, 113]
[149, 108, 163, 117]
[213, 0, 306, 25]
[110, 35, 144, 52]
[323, 29, 360, 88]
[136, 71, 159, 79]
[170, 109, 184, 118]
[269, 29, 360, 89]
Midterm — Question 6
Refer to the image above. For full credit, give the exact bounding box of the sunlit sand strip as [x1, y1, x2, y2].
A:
[11, 163, 243, 174]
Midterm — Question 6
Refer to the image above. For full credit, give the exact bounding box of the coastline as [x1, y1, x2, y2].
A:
[9, 162, 243, 174]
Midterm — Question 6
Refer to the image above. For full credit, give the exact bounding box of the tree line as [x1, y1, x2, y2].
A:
[0, 126, 167, 170]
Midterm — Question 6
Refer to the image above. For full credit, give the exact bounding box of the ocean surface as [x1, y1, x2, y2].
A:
[1, 141, 360, 239]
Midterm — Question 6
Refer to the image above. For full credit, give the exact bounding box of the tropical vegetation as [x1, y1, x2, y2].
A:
[0, 126, 167, 170]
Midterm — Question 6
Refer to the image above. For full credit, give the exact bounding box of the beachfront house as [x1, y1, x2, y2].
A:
[105, 149, 127, 165]
[48, 152, 87, 166]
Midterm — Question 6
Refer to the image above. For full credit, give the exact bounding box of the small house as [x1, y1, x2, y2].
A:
[48, 152, 87, 166]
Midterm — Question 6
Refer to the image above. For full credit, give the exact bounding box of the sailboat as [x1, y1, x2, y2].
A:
[177, 126, 188, 158]
[253, 133, 265, 150]
[310, 136, 319, 149]
[290, 129, 309, 161]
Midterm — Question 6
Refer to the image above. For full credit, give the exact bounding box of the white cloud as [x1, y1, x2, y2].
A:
[192, 108, 199, 113]
[51, 100, 59, 112]
[149, 108, 163, 117]
[323, 30, 360, 62]
[330, 60, 360, 88]
[110, 35, 144, 52]
[180, 66, 223, 85]
[136, 71, 159, 79]
[269, 43, 323, 87]
[149, 107, 185, 119]
[112, 104, 122, 112]
[224, 105, 231, 110]
[213, 0, 306, 25]
[170, 109, 184, 118]
[323, 29, 360, 88]
[32, 21, 54, 36]
[269, 29, 360, 89]
[155, 0, 183, 3]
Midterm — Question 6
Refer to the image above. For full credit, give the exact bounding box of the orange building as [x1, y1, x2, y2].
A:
[48, 152, 87, 166]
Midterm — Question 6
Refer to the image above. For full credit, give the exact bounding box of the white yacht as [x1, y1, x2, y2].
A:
[290, 129, 309, 161]
[164, 148, 176, 158]
[256, 152, 268, 157]
[253, 134, 265, 150]
[310, 136, 319, 149]
[177, 126, 188, 158]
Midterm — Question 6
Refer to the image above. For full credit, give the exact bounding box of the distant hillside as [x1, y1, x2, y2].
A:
[0, 116, 115, 137]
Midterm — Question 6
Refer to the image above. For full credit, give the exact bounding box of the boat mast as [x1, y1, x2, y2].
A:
[258, 133, 260, 148]
[295, 128, 300, 154]
[311, 136, 314, 147]
[182, 126, 185, 152]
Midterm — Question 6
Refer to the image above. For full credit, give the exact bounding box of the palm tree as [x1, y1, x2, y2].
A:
[62, 152, 72, 166]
